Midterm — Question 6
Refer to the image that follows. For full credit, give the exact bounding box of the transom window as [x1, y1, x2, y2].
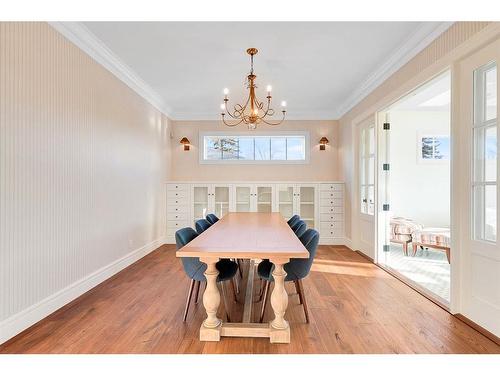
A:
[473, 62, 497, 242]
[200, 132, 308, 163]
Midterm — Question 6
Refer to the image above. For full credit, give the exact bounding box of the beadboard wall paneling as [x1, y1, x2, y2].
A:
[0, 22, 170, 343]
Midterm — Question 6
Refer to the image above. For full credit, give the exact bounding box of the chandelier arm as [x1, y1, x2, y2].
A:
[233, 93, 252, 118]
[222, 116, 245, 127]
[224, 101, 238, 119]
[261, 96, 272, 118]
[260, 111, 286, 126]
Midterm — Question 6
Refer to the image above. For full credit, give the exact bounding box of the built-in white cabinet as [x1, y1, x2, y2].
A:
[192, 184, 232, 226]
[232, 184, 274, 212]
[276, 184, 317, 229]
[166, 181, 344, 245]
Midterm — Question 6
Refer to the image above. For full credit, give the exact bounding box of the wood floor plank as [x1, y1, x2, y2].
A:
[0, 245, 498, 354]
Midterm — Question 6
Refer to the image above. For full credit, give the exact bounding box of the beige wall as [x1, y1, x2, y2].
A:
[170, 120, 339, 181]
[0, 22, 171, 343]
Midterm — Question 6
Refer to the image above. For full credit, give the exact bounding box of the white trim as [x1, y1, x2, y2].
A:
[0, 237, 165, 345]
[48, 22, 172, 118]
[198, 130, 310, 165]
[336, 22, 454, 119]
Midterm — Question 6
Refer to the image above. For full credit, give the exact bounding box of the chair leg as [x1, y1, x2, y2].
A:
[183, 279, 195, 322]
[193, 281, 201, 304]
[230, 278, 238, 302]
[294, 280, 304, 305]
[296, 279, 310, 324]
[220, 281, 231, 322]
[259, 280, 271, 323]
[237, 259, 244, 278]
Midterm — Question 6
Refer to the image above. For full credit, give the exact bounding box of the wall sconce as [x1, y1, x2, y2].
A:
[319, 137, 329, 150]
[180, 137, 190, 151]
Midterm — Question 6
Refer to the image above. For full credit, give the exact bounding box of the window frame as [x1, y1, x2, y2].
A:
[360, 124, 375, 216]
[472, 61, 497, 243]
[198, 131, 310, 165]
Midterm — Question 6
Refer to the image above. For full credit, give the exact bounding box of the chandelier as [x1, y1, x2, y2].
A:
[220, 48, 287, 129]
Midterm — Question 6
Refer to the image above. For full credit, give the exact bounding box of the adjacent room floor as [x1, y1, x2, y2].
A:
[0, 245, 497, 354]
[383, 244, 450, 303]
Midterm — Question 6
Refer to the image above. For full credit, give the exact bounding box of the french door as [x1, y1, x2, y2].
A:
[457, 38, 500, 336]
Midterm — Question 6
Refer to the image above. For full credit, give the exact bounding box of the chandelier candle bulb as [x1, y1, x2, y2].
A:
[281, 101, 287, 107]
[220, 48, 287, 128]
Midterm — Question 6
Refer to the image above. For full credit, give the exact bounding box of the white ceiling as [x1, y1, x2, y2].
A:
[79, 22, 452, 120]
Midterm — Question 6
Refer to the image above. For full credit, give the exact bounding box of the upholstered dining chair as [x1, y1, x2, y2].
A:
[195, 218, 212, 234]
[175, 227, 238, 322]
[287, 215, 300, 227]
[206, 213, 219, 225]
[257, 228, 320, 324]
[291, 219, 307, 238]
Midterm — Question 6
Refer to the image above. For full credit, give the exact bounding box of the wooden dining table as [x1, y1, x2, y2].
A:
[176, 212, 309, 343]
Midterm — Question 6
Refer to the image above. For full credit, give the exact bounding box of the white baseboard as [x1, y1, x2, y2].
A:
[0, 237, 165, 345]
[343, 237, 353, 250]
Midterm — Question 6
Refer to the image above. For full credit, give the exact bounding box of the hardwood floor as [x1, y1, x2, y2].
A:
[0, 245, 498, 354]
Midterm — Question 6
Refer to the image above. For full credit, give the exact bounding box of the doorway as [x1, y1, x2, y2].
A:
[377, 71, 452, 306]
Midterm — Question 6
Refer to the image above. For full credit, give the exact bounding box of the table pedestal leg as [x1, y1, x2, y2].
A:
[200, 258, 221, 341]
[269, 258, 290, 343]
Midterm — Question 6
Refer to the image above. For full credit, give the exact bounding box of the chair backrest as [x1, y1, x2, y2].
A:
[285, 229, 320, 280]
[195, 218, 212, 234]
[175, 227, 206, 281]
[287, 215, 300, 227]
[206, 213, 219, 225]
[292, 220, 307, 238]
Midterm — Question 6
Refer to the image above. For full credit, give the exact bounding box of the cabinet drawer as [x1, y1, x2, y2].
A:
[167, 197, 189, 206]
[320, 198, 343, 207]
[320, 191, 343, 200]
[320, 213, 344, 222]
[167, 204, 189, 213]
[320, 205, 344, 214]
[167, 190, 188, 199]
[167, 184, 189, 192]
[167, 220, 189, 230]
[320, 227, 344, 238]
[320, 184, 343, 192]
[320, 222, 344, 231]
[167, 212, 189, 221]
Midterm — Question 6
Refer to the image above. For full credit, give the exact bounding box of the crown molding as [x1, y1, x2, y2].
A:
[48, 22, 173, 118]
[170, 109, 339, 121]
[336, 21, 454, 119]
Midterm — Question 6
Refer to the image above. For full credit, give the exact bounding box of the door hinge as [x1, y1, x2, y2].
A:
[382, 204, 390, 211]
[383, 163, 390, 171]
[383, 244, 390, 252]
[383, 122, 390, 130]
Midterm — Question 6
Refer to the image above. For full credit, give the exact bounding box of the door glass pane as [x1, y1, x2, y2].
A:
[271, 138, 286, 160]
[255, 138, 270, 160]
[300, 186, 315, 228]
[193, 186, 209, 223]
[214, 186, 229, 218]
[278, 186, 294, 219]
[368, 156, 375, 185]
[235, 186, 251, 212]
[257, 186, 272, 212]
[485, 126, 497, 181]
[368, 126, 375, 155]
[485, 66, 497, 121]
[485, 185, 497, 241]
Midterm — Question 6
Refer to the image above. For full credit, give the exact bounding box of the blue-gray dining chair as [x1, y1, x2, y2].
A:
[206, 213, 219, 225]
[257, 228, 320, 323]
[176, 227, 238, 322]
[195, 218, 212, 234]
[291, 219, 307, 238]
[287, 215, 300, 227]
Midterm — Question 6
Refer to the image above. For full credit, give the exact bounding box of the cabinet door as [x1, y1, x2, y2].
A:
[276, 184, 295, 219]
[213, 185, 231, 218]
[255, 185, 273, 212]
[192, 185, 210, 225]
[298, 184, 317, 229]
[234, 185, 252, 212]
